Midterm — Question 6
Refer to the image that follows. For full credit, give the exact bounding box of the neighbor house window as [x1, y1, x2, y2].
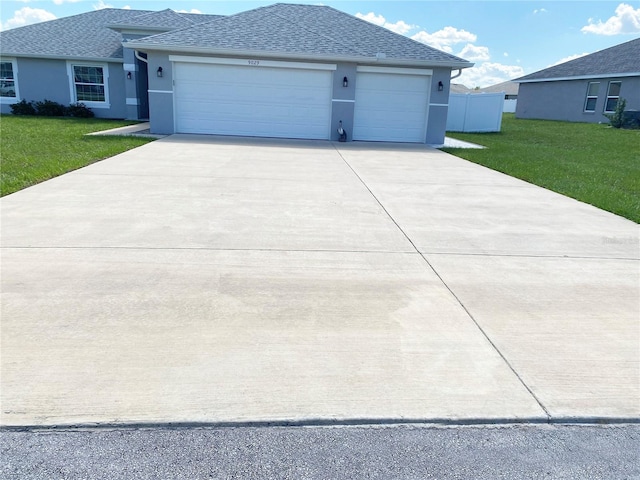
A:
[584, 82, 599, 112]
[67, 63, 109, 107]
[604, 81, 621, 113]
[0, 60, 18, 101]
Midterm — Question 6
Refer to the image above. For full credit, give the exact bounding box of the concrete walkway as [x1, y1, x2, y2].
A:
[1, 135, 638, 428]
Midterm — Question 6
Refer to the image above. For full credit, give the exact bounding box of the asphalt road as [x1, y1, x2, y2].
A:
[1, 424, 638, 479]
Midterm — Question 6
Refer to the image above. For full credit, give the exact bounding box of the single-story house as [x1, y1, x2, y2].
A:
[515, 37, 640, 123]
[0, 3, 473, 143]
[478, 81, 518, 100]
[449, 83, 471, 94]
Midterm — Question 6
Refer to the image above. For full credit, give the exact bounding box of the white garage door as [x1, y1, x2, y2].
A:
[353, 68, 431, 143]
[173, 59, 334, 140]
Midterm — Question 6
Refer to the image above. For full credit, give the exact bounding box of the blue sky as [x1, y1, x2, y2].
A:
[2, 1, 639, 87]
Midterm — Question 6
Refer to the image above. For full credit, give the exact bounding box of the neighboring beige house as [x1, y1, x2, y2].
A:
[449, 81, 519, 112]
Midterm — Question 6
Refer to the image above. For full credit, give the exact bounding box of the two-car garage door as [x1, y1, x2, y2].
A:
[173, 59, 333, 140]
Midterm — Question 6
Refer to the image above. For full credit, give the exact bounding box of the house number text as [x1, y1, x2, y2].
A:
[248, 60, 260, 66]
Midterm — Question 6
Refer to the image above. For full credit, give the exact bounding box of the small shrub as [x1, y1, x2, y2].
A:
[67, 102, 94, 118]
[34, 99, 68, 116]
[10, 99, 36, 115]
[621, 110, 640, 130]
[604, 98, 626, 129]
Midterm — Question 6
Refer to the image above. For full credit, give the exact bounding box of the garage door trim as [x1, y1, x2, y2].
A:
[356, 66, 433, 76]
[169, 55, 337, 72]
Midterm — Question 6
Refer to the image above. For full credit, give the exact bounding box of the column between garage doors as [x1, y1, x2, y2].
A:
[353, 66, 432, 143]
[170, 56, 336, 140]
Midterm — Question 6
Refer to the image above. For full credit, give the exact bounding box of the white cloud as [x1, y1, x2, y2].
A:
[355, 11, 523, 89]
[503, 52, 509, 57]
[1, 7, 56, 30]
[457, 43, 490, 61]
[355, 11, 416, 35]
[93, 0, 112, 9]
[549, 52, 589, 67]
[385, 20, 415, 35]
[91, 0, 129, 9]
[533, 8, 548, 14]
[457, 62, 525, 89]
[177, 9, 202, 14]
[581, 3, 640, 35]
[355, 11, 386, 26]
[52, 0, 82, 5]
[411, 26, 477, 53]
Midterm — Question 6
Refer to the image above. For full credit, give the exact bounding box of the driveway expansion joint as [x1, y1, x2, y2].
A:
[333, 143, 552, 421]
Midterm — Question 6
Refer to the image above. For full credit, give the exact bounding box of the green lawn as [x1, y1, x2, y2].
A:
[443, 114, 640, 223]
[0, 116, 154, 196]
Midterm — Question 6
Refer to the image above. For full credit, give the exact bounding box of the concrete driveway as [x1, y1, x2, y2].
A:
[1, 135, 638, 427]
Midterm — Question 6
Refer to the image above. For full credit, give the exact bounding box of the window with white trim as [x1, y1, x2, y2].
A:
[0, 60, 18, 101]
[583, 82, 599, 112]
[68, 63, 110, 107]
[604, 81, 621, 113]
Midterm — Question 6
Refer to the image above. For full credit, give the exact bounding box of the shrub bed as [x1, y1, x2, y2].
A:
[10, 99, 94, 118]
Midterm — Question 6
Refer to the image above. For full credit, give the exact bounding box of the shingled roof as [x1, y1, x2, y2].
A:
[516, 37, 640, 83]
[107, 9, 221, 32]
[0, 9, 151, 60]
[127, 3, 471, 67]
[478, 80, 519, 95]
[0, 8, 220, 60]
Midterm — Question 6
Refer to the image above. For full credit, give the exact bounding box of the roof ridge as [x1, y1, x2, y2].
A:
[268, 3, 466, 63]
[120, 11, 226, 43]
[122, 8, 173, 21]
[169, 9, 198, 25]
[267, 5, 370, 57]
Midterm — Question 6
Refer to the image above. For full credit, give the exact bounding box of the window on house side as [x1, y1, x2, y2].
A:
[604, 81, 621, 113]
[584, 82, 599, 112]
[73, 65, 105, 102]
[0, 61, 16, 98]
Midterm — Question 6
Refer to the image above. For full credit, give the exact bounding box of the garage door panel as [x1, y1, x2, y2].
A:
[174, 62, 332, 140]
[353, 71, 430, 143]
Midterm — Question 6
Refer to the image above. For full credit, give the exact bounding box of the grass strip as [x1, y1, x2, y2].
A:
[1, 116, 154, 196]
[443, 114, 639, 223]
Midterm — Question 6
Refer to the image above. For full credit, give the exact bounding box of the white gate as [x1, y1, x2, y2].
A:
[446, 93, 504, 132]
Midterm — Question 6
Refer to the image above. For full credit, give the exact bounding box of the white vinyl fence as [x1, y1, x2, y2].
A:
[503, 99, 517, 113]
[446, 93, 504, 132]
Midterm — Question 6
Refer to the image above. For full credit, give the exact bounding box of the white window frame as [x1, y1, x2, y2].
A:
[604, 81, 621, 114]
[67, 62, 110, 109]
[583, 82, 599, 113]
[0, 58, 19, 104]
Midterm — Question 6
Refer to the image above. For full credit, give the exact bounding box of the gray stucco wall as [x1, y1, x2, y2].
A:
[122, 35, 149, 120]
[426, 67, 452, 144]
[330, 63, 356, 141]
[147, 51, 174, 135]
[122, 47, 139, 120]
[106, 64, 127, 119]
[0, 57, 128, 118]
[516, 76, 640, 123]
[1, 58, 69, 114]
